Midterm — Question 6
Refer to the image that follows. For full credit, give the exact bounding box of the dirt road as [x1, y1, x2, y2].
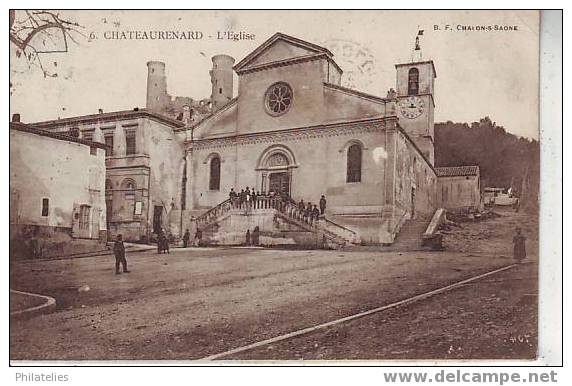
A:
[228, 261, 537, 360]
[10, 210, 537, 361]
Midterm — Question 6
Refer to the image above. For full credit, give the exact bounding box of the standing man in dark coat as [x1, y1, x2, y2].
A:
[305, 202, 313, 223]
[183, 229, 191, 248]
[298, 199, 305, 220]
[239, 189, 245, 209]
[319, 195, 327, 215]
[194, 227, 203, 247]
[312, 204, 320, 223]
[513, 227, 527, 263]
[157, 230, 165, 254]
[113, 234, 129, 274]
[251, 190, 257, 209]
[229, 188, 236, 207]
[252, 226, 260, 246]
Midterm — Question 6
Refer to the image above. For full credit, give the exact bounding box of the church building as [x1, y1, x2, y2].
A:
[26, 32, 479, 246]
[184, 33, 438, 244]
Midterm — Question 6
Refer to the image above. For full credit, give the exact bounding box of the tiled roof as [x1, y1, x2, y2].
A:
[435, 166, 480, 177]
[10, 122, 108, 149]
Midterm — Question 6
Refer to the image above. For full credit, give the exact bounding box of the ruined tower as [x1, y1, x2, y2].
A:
[146, 61, 170, 113]
[210, 55, 235, 110]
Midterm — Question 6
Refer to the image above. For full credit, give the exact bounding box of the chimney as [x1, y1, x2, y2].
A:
[11, 113, 21, 123]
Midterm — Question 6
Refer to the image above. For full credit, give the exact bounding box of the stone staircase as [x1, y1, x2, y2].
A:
[193, 196, 359, 248]
[380, 217, 431, 251]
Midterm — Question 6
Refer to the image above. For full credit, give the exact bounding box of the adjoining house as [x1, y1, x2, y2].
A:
[9, 119, 107, 258]
[436, 166, 481, 213]
[29, 110, 186, 242]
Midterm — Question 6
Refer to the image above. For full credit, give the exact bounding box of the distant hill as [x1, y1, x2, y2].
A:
[435, 117, 539, 212]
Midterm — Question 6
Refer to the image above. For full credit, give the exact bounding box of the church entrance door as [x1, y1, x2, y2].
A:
[153, 205, 163, 234]
[268, 172, 290, 197]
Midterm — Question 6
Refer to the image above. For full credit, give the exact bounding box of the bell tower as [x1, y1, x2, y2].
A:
[394, 35, 437, 165]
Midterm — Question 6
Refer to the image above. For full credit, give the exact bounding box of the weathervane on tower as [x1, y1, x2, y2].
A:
[411, 27, 424, 62]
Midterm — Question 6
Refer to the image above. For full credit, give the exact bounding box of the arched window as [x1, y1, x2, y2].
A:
[408, 68, 419, 95]
[121, 178, 136, 200]
[121, 179, 136, 190]
[209, 156, 221, 191]
[346, 144, 362, 183]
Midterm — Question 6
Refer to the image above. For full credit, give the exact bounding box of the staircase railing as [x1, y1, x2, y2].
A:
[323, 218, 358, 242]
[194, 198, 232, 228]
[273, 198, 350, 247]
[194, 195, 289, 228]
[193, 195, 356, 247]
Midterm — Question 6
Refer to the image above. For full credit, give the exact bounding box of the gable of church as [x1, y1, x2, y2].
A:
[234, 33, 332, 73]
[246, 40, 321, 68]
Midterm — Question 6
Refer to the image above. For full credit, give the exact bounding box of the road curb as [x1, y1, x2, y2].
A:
[10, 289, 57, 320]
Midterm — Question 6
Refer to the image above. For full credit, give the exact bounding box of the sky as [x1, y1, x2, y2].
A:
[9, 10, 539, 139]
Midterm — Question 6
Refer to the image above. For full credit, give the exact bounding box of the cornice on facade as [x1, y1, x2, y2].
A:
[29, 109, 185, 130]
[187, 116, 398, 151]
[10, 122, 108, 149]
[235, 52, 338, 75]
[395, 60, 437, 78]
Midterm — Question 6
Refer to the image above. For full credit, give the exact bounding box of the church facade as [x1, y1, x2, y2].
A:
[183, 33, 438, 244]
[27, 32, 477, 245]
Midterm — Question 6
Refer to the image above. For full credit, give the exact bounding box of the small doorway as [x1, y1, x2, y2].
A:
[106, 200, 112, 230]
[411, 187, 416, 218]
[79, 204, 91, 238]
[153, 205, 163, 234]
[269, 172, 290, 196]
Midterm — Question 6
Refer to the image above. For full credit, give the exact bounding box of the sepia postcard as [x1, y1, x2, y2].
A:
[8, 9, 559, 368]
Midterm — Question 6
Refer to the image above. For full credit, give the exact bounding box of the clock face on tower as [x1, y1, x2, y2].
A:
[398, 96, 425, 119]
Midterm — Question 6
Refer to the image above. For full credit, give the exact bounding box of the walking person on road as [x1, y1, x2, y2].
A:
[113, 234, 129, 275]
[513, 227, 527, 263]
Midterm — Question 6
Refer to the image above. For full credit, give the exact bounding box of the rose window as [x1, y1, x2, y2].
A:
[265, 82, 293, 116]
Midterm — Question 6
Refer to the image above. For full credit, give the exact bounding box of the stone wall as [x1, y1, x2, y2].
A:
[438, 175, 481, 212]
[201, 209, 321, 248]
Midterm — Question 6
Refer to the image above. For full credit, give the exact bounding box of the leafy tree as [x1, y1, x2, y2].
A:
[435, 117, 539, 212]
